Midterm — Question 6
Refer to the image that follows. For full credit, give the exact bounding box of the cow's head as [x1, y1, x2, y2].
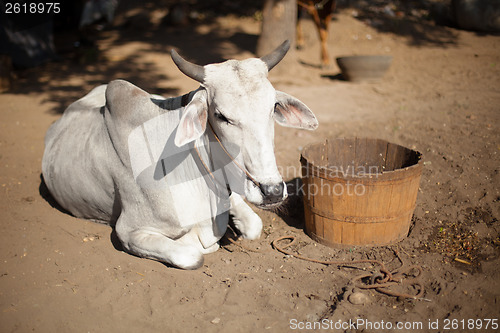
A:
[171, 41, 318, 209]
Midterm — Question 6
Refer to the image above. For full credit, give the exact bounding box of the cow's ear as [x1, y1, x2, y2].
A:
[174, 90, 208, 147]
[274, 91, 318, 130]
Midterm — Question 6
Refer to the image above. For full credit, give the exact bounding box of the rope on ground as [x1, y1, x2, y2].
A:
[271, 235, 426, 300]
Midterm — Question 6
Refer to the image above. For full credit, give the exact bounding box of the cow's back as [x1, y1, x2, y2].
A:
[42, 85, 119, 222]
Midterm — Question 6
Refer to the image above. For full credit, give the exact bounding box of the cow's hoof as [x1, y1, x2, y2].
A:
[238, 214, 263, 240]
[201, 242, 220, 254]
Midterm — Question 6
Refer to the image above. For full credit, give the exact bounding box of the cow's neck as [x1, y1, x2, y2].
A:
[188, 128, 231, 197]
[180, 92, 192, 107]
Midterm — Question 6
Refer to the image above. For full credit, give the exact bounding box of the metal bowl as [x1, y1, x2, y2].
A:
[336, 55, 393, 82]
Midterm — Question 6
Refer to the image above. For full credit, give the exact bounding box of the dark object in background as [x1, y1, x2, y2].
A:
[452, 0, 500, 32]
[0, 54, 13, 92]
[0, 5, 58, 68]
[79, 0, 117, 29]
[0, 0, 118, 68]
[163, 3, 190, 27]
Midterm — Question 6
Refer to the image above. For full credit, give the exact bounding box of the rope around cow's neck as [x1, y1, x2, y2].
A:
[193, 120, 262, 191]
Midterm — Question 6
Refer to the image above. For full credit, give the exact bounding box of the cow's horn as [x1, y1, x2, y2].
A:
[260, 40, 290, 71]
[171, 49, 205, 83]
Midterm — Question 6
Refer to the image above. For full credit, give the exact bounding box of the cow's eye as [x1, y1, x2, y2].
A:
[215, 112, 230, 124]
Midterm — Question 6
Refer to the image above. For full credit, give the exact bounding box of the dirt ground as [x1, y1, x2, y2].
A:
[1, 2, 499, 332]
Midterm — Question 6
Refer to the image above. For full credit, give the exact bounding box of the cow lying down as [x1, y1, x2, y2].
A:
[42, 41, 318, 269]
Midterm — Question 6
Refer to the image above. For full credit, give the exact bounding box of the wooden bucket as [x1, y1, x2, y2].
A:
[300, 138, 423, 247]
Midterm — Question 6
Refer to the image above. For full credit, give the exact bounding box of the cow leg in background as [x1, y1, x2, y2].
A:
[317, 14, 331, 68]
[311, 2, 336, 68]
[296, 7, 306, 49]
[299, 0, 336, 68]
[229, 193, 263, 240]
[115, 217, 213, 270]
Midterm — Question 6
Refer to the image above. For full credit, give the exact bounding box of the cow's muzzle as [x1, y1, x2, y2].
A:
[259, 181, 287, 208]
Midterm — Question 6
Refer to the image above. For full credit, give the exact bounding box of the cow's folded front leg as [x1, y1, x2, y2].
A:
[229, 193, 263, 240]
[116, 227, 204, 270]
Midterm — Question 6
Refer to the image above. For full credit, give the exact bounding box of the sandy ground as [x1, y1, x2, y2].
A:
[1, 3, 499, 332]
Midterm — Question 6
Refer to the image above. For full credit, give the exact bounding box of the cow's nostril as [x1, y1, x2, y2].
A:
[259, 182, 285, 203]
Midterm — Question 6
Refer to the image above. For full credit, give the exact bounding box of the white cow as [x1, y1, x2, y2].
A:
[42, 41, 318, 269]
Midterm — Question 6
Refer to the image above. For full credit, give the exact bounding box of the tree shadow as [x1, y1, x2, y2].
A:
[6, 0, 263, 114]
[12, 47, 182, 114]
[340, 0, 459, 47]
